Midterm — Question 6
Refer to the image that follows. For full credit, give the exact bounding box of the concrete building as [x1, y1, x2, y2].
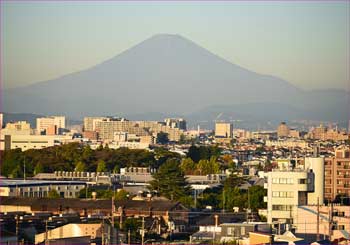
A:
[0, 121, 32, 136]
[0, 179, 86, 198]
[261, 169, 315, 224]
[324, 147, 350, 201]
[265, 139, 309, 149]
[295, 205, 350, 241]
[0, 134, 74, 151]
[83, 116, 108, 131]
[304, 157, 325, 205]
[164, 118, 187, 130]
[36, 116, 65, 135]
[277, 122, 290, 138]
[35, 223, 102, 244]
[215, 122, 233, 138]
[95, 119, 149, 141]
[307, 125, 348, 141]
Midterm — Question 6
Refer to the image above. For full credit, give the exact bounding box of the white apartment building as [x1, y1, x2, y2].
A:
[261, 156, 325, 225]
[0, 179, 86, 199]
[261, 169, 314, 224]
[36, 116, 65, 135]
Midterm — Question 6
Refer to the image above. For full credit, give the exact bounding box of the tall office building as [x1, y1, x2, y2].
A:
[215, 122, 233, 138]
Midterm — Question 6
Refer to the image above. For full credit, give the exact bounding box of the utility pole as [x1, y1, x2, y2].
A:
[15, 215, 19, 238]
[23, 156, 26, 181]
[317, 197, 320, 241]
[128, 229, 131, 245]
[328, 202, 334, 241]
[45, 219, 49, 245]
[101, 218, 105, 245]
[111, 191, 115, 244]
[141, 216, 145, 245]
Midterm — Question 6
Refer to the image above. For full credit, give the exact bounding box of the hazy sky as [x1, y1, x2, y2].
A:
[1, 1, 349, 91]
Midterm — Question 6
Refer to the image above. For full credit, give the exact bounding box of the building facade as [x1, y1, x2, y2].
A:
[324, 147, 350, 201]
[36, 116, 65, 135]
[0, 180, 86, 198]
[277, 122, 290, 138]
[215, 122, 233, 138]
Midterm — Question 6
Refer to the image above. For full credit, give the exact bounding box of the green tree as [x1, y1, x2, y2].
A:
[96, 160, 107, 172]
[34, 163, 44, 175]
[148, 158, 191, 201]
[156, 132, 169, 144]
[248, 186, 267, 211]
[48, 189, 60, 198]
[114, 189, 129, 201]
[180, 158, 196, 175]
[197, 156, 220, 175]
[75, 161, 86, 172]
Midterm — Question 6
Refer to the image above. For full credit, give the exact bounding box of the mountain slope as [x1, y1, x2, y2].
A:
[3, 34, 349, 122]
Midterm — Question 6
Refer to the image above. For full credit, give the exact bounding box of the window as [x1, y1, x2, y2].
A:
[241, 227, 246, 235]
[227, 227, 234, 235]
[286, 179, 294, 184]
[279, 178, 287, 184]
[272, 205, 293, 211]
[272, 178, 279, 184]
[299, 179, 306, 184]
[272, 192, 279, 197]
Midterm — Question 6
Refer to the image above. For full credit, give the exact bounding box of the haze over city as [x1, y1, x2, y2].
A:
[2, 1, 349, 91]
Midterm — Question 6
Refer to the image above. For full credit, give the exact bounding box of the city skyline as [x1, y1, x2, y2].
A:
[2, 1, 349, 91]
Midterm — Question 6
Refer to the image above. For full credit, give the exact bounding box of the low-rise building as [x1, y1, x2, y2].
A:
[0, 179, 86, 199]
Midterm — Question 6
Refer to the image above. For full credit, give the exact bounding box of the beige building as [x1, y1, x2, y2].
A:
[83, 116, 108, 131]
[277, 122, 290, 138]
[0, 134, 74, 151]
[215, 122, 233, 138]
[307, 125, 348, 141]
[37, 116, 65, 135]
[35, 223, 102, 244]
[0, 121, 32, 136]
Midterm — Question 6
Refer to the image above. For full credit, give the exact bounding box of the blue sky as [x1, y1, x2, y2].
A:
[1, 1, 349, 90]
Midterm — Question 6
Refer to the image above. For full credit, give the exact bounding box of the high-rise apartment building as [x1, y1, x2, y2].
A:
[36, 116, 65, 135]
[83, 117, 109, 132]
[324, 147, 350, 201]
[277, 122, 290, 138]
[215, 122, 233, 138]
[164, 118, 187, 130]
